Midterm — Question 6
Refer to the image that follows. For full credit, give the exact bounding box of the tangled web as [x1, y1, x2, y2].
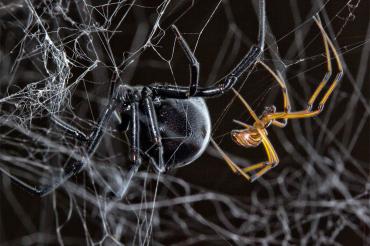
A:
[0, 0, 369, 245]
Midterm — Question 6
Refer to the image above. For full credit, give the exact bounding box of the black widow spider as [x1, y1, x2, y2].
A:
[10, 0, 266, 196]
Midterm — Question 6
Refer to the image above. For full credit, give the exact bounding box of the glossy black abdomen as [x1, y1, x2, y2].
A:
[140, 97, 211, 170]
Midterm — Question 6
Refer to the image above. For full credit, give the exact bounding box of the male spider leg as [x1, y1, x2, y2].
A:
[233, 119, 252, 129]
[313, 16, 344, 107]
[307, 17, 332, 110]
[171, 25, 200, 97]
[249, 129, 279, 182]
[262, 16, 343, 122]
[231, 88, 262, 124]
[11, 86, 125, 196]
[259, 61, 291, 127]
[210, 138, 251, 181]
[142, 90, 165, 172]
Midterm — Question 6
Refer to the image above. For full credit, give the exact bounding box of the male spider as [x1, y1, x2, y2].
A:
[212, 16, 343, 182]
[9, 1, 266, 196]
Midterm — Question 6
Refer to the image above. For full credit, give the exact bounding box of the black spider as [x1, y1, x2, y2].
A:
[10, 0, 266, 196]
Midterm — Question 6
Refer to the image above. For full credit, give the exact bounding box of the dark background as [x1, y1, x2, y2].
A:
[0, 0, 369, 245]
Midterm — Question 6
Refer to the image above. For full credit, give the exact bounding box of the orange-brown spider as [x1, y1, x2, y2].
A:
[211, 16, 343, 182]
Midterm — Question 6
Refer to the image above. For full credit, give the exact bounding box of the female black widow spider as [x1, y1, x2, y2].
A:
[10, 0, 266, 196]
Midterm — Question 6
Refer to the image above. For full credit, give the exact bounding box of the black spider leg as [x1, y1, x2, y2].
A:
[114, 101, 142, 198]
[51, 100, 142, 198]
[141, 88, 165, 172]
[11, 86, 126, 196]
[51, 115, 88, 141]
[171, 25, 199, 97]
[150, 0, 266, 99]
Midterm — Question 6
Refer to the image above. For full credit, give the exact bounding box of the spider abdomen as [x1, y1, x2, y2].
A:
[140, 97, 211, 170]
[231, 129, 262, 148]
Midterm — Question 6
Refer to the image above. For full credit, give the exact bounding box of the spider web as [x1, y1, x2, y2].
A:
[0, 0, 369, 245]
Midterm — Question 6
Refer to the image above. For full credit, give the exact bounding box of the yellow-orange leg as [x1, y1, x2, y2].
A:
[232, 60, 292, 129]
[262, 16, 343, 122]
[210, 138, 251, 181]
[259, 61, 291, 128]
[211, 134, 279, 182]
[232, 88, 262, 124]
[246, 128, 279, 182]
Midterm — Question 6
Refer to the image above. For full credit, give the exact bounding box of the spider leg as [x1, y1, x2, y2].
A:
[150, 0, 266, 99]
[194, 0, 265, 97]
[307, 17, 332, 110]
[129, 102, 140, 163]
[10, 86, 126, 196]
[247, 129, 279, 182]
[233, 119, 252, 129]
[259, 61, 291, 127]
[142, 89, 165, 172]
[210, 138, 251, 181]
[232, 88, 262, 124]
[51, 115, 88, 141]
[149, 24, 201, 99]
[261, 16, 343, 122]
[115, 101, 142, 198]
[171, 25, 199, 97]
[211, 131, 279, 182]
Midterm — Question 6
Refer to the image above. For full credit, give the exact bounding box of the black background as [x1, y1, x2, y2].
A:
[0, 0, 369, 245]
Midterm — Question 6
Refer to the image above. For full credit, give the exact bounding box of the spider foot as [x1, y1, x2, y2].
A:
[242, 161, 278, 182]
